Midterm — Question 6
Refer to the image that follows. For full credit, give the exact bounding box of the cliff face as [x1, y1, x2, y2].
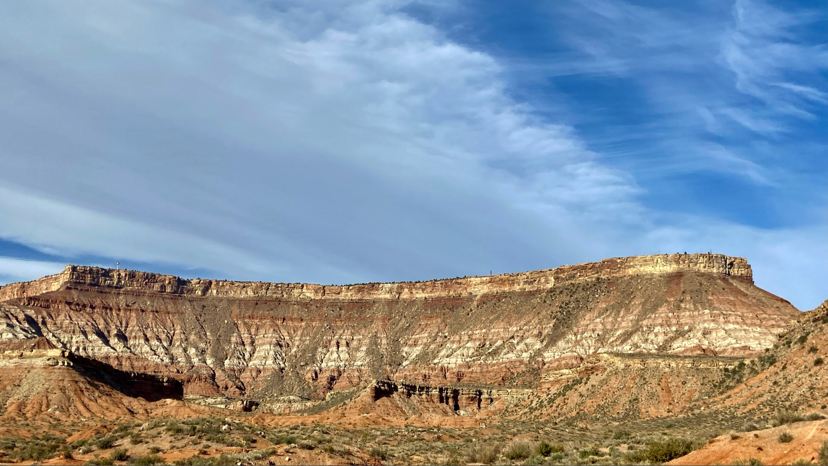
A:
[0, 253, 752, 301]
[0, 253, 797, 412]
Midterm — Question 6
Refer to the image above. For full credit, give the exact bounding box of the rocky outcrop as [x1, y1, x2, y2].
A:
[0, 253, 752, 302]
[0, 253, 798, 418]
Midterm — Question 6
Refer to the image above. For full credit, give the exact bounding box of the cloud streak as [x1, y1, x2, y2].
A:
[0, 0, 637, 285]
[0, 0, 825, 309]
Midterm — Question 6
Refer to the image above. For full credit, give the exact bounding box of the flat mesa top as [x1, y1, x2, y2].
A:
[0, 253, 750, 302]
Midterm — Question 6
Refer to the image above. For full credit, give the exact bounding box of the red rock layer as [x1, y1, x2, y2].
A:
[0, 254, 797, 407]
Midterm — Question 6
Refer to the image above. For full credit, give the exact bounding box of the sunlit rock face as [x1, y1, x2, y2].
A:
[0, 253, 798, 403]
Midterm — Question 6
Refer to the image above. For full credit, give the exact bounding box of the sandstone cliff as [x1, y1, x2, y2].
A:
[0, 253, 799, 418]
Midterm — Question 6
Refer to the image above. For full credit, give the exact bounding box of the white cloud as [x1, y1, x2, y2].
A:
[0, 0, 825, 311]
[0, 257, 65, 285]
[0, 0, 635, 284]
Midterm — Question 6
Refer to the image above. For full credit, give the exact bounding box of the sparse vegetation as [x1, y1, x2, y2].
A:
[774, 411, 808, 426]
[536, 440, 564, 457]
[504, 442, 533, 460]
[369, 446, 389, 461]
[578, 446, 603, 458]
[733, 459, 763, 466]
[820, 441, 828, 466]
[129, 454, 166, 465]
[86, 457, 116, 466]
[110, 448, 130, 461]
[0, 434, 65, 461]
[96, 436, 117, 449]
[465, 445, 500, 464]
[778, 432, 794, 443]
[625, 438, 694, 463]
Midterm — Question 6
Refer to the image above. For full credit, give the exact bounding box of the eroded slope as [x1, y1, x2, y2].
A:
[0, 254, 799, 418]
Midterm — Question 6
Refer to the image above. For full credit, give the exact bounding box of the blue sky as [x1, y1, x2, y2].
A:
[0, 0, 826, 309]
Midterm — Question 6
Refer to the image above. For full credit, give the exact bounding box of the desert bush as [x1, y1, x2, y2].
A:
[503, 442, 533, 460]
[815, 357, 824, 366]
[0, 434, 65, 461]
[809, 346, 819, 354]
[625, 438, 694, 463]
[298, 440, 316, 450]
[820, 441, 828, 466]
[165, 422, 195, 436]
[269, 434, 298, 445]
[612, 430, 631, 440]
[128, 455, 166, 465]
[96, 436, 116, 450]
[774, 411, 806, 426]
[536, 441, 564, 457]
[110, 448, 130, 461]
[778, 432, 794, 443]
[173, 455, 235, 466]
[733, 459, 763, 466]
[87, 457, 116, 466]
[370, 447, 389, 461]
[578, 447, 602, 458]
[465, 445, 500, 464]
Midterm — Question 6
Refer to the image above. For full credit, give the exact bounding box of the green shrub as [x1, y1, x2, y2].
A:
[613, 430, 631, 440]
[504, 442, 533, 460]
[626, 438, 694, 463]
[536, 441, 564, 457]
[0, 434, 65, 461]
[774, 411, 806, 426]
[820, 441, 828, 466]
[298, 440, 316, 450]
[172, 455, 235, 466]
[96, 436, 116, 449]
[128, 454, 166, 465]
[466, 445, 500, 464]
[369, 447, 389, 461]
[87, 458, 116, 466]
[778, 432, 794, 443]
[579, 447, 602, 458]
[269, 434, 298, 445]
[733, 459, 763, 466]
[110, 448, 130, 461]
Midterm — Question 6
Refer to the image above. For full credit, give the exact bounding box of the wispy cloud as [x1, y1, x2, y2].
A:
[722, 0, 828, 118]
[0, 0, 637, 285]
[0, 0, 825, 310]
[0, 257, 65, 285]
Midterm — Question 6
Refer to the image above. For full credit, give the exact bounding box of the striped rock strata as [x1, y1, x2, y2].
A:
[0, 253, 798, 409]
